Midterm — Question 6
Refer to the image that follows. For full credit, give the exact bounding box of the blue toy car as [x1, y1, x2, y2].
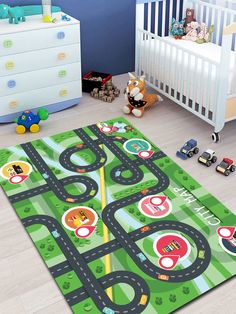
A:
[15, 109, 49, 134]
[102, 307, 115, 314]
[52, 230, 60, 238]
[136, 253, 147, 262]
[176, 139, 199, 160]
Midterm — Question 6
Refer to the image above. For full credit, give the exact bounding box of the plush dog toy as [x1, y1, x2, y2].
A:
[123, 73, 163, 118]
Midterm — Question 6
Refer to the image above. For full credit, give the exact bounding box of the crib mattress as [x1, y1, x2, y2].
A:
[139, 36, 236, 96]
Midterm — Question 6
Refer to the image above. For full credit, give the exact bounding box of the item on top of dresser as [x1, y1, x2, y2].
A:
[0, 5, 61, 19]
[170, 18, 185, 39]
[198, 149, 217, 167]
[184, 8, 196, 33]
[216, 158, 235, 176]
[176, 139, 199, 160]
[61, 14, 71, 22]
[0, 4, 26, 24]
[42, 0, 52, 23]
[82, 71, 112, 93]
[90, 80, 120, 103]
[123, 73, 163, 118]
[15, 108, 49, 134]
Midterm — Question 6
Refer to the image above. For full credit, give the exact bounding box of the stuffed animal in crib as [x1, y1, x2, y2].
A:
[184, 8, 196, 33]
[196, 24, 215, 44]
[170, 18, 185, 39]
[182, 21, 199, 42]
[123, 73, 163, 118]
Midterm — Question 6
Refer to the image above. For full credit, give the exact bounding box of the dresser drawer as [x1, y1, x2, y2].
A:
[0, 24, 80, 57]
[0, 81, 82, 116]
[0, 44, 80, 77]
[0, 62, 81, 96]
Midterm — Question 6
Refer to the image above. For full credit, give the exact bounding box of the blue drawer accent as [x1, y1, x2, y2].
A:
[57, 31, 65, 40]
[8, 80, 16, 88]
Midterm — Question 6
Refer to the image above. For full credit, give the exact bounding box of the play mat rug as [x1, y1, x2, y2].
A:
[0, 117, 236, 314]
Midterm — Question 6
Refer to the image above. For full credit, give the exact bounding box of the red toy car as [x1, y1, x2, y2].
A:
[140, 226, 151, 233]
[216, 158, 235, 176]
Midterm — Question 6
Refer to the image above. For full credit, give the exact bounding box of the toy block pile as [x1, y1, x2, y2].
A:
[90, 80, 120, 103]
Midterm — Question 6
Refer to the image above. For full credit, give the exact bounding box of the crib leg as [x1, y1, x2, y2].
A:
[212, 132, 220, 143]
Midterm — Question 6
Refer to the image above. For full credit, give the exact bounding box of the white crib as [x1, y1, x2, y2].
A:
[135, 0, 236, 142]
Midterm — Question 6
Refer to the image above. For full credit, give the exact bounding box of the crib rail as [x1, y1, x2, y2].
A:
[136, 0, 236, 50]
[136, 29, 220, 126]
[193, 0, 236, 50]
[136, 0, 184, 37]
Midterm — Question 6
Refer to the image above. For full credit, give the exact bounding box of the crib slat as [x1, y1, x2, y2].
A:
[175, 49, 183, 101]
[163, 42, 170, 93]
[156, 39, 162, 89]
[144, 33, 149, 78]
[199, 3, 204, 24]
[137, 30, 142, 77]
[192, 56, 198, 111]
[222, 11, 228, 38]
[160, 40, 165, 89]
[155, 0, 159, 36]
[211, 64, 219, 123]
[147, 2, 152, 33]
[147, 32, 152, 82]
[135, 3, 145, 76]
[205, 5, 210, 26]
[206, 63, 214, 117]
[185, 52, 191, 108]
[169, 0, 173, 26]
[211, 7, 216, 44]
[198, 59, 206, 115]
[153, 35, 158, 86]
[162, 0, 166, 36]
[176, 0, 180, 21]
[216, 9, 222, 45]
[173, 48, 180, 99]
[179, 50, 188, 103]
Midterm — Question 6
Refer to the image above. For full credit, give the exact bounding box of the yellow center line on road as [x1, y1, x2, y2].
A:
[99, 144, 113, 301]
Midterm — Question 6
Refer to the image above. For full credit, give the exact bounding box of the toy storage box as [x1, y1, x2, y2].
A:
[0, 12, 82, 123]
[82, 71, 112, 93]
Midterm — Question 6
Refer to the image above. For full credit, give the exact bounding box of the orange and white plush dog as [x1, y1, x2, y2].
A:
[123, 73, 163, 118]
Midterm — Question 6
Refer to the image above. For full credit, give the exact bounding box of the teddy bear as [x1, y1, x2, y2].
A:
[123, 73, 163, 118]
[182, 21, 199, 42]
[184, 8, 196, 33]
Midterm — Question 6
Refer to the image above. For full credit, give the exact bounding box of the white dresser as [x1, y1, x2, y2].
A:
[0, 12, 82, 123]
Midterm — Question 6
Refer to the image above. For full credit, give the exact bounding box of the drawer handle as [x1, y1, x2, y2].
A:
[9, 101, 18, 108]
[58, 70, 67, 78]
[6, 61, 15, 70]
[8, 80, 16, 88]
[58, 52, 66, 60]
[57, 31, 65, 40]
[3, 40, 13, 48]
[60, 89, 68, 97]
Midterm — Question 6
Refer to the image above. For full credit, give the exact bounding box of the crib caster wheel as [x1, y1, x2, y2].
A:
[212, 132, 220, 143]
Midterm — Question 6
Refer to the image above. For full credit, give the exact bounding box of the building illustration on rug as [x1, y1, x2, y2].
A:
[0, 117, 235, 314]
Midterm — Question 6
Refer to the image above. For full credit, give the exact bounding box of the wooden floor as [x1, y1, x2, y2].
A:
[0, 74, 235, 314]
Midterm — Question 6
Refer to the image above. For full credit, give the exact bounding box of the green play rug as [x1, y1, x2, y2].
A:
[0, 117, 235, 314]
